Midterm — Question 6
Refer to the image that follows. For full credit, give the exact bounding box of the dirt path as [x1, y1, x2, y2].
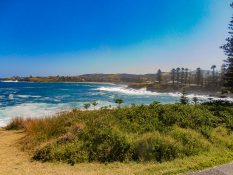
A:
[0, 130, 79, 175]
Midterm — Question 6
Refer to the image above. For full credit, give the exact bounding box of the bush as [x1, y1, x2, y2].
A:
[209, 127, 233, 149]
[33, 141, 88, 165]
[81, 121, 133, 162]
[135, 132, 184, 162]
[15, 103, 233, 165]
[169, 127, 210, 156]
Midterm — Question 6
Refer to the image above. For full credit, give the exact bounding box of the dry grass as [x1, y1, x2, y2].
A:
[1, 129, 233, 175]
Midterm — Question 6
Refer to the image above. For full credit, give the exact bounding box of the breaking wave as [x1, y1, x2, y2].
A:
[97, 86, 233, 101]
[0, 100, 116, 127]
[97, 86, 161, 95]
[0, 103, 72, 127]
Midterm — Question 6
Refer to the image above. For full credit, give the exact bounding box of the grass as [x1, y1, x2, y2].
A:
[5, 102, 233, 174]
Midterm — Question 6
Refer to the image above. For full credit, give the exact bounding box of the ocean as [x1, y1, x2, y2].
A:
[0, 82, 232, 127]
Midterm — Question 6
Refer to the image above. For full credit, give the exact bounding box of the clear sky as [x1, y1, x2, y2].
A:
[0, 0, 232, 77]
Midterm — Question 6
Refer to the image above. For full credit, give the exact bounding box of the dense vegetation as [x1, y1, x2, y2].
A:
[221, 3, 233, 93]
[6, 102, 233, 166]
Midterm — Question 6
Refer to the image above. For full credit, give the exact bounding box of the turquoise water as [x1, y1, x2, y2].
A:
[0, 82, 231, 126]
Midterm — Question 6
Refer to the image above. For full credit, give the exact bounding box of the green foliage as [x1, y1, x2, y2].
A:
[33, 141, 88, 165]
[180, 89, 189, 104]
[92, 101, 98, 109]
[169, 127, 210, 156]
[114, 98, 124, 106]
[221, 3, 233, 92]
[135, 132, 184, 162]
[83, 103, 91, 110]
[81, 125, 133, 162]
[12, 103, 233, 165]
[192, 96, 199, 105]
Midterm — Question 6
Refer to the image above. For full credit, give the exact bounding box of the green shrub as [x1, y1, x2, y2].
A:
[209, 127, 233, 149]
[33, 141, 88, 165]
[81, 121, 133, 162]
[170, 127, 210, 156]
[18, 103, 233, 165]
[135, 132, 184, 162]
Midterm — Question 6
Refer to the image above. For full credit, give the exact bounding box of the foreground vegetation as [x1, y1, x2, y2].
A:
[6, 102, 233, 174]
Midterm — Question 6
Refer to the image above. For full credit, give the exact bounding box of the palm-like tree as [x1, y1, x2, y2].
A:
[192, 96, 199, 105]
[171, 68, 176, 86]
[114, 98, 124, 107]
[181, 68, 185, 85]
[92, 101, 98, 109]
[185, 68, 189, 85]
[83, 103, 91, 110]
[211, 65, 216, 78]
[196, 68, 202, 86]
[176, 67, 180, 85]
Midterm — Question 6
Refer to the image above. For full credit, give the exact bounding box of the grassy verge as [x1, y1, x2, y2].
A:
[6, 102, 233, 174]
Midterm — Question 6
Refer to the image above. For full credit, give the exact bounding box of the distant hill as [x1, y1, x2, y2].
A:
[0, 74, 158, 83]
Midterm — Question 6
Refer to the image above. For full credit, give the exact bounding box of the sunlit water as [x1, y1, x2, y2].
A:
[0, 82, 232, 127]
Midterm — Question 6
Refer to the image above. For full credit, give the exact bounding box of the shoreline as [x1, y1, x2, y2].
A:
[1, 80, 232, 99]
[0, 81, 116, 85]
[126, 83, 233, 99]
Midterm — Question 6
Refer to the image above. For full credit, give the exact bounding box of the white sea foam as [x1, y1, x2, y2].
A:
[17, 95, 41, 98]
[1, 80, 19, 82]
[97, 86, 233, 101]
[185, 94, 233, 102]
[0, 100, 116, 127]
[97, 86, 161, 95]
[0, 103, 72, 127]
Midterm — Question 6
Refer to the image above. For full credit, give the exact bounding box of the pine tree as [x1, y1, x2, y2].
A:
[181, 68, 185, 85]
[185, 68, 189, 85]
[221, 3, 233, 92]
[157, 69, 162, 84]
[176, 67, 180, 85]
[171, 68, 176, 86]
[196, 68, 202, 86]
[180, 88, 189, 105]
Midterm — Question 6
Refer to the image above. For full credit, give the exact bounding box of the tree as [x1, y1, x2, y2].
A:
[176, 67, 180, 85]
[220, 3, 233, 92]
[114, 98, 124, 106]
[180, 88, 189, 104]
[196, 68, 202, 86]
[92, 101, 98, 109]
[181, 68, 185, 85]
[221, 64, 227, 76]
[156, 69, 162, 84]
[192, 96, 199, 106]
[83, 103, 91, 110]
[211, 65, 216, 81]
[220, 64, 227, 86]
[185, 68, 189, 85]
[171, 68, 176, 85]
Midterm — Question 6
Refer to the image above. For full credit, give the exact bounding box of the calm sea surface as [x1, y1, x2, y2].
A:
[0, 82, 232, 126]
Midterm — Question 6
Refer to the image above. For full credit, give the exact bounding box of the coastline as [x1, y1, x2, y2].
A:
[0, 80, 116, 85]
[126, 86, 233, 100]
[1, 80, 232, 99]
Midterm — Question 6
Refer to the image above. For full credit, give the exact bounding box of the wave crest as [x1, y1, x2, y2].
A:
[97, 86, 233, 101]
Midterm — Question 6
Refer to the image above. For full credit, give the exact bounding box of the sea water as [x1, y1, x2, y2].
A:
[0, 82, 232, 127]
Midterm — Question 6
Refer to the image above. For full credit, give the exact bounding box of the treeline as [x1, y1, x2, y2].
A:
[1, 67, 225, 87]
[156, 65, 226, 88]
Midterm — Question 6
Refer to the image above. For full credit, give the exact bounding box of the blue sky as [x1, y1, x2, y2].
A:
[0, 0, 232, 77]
